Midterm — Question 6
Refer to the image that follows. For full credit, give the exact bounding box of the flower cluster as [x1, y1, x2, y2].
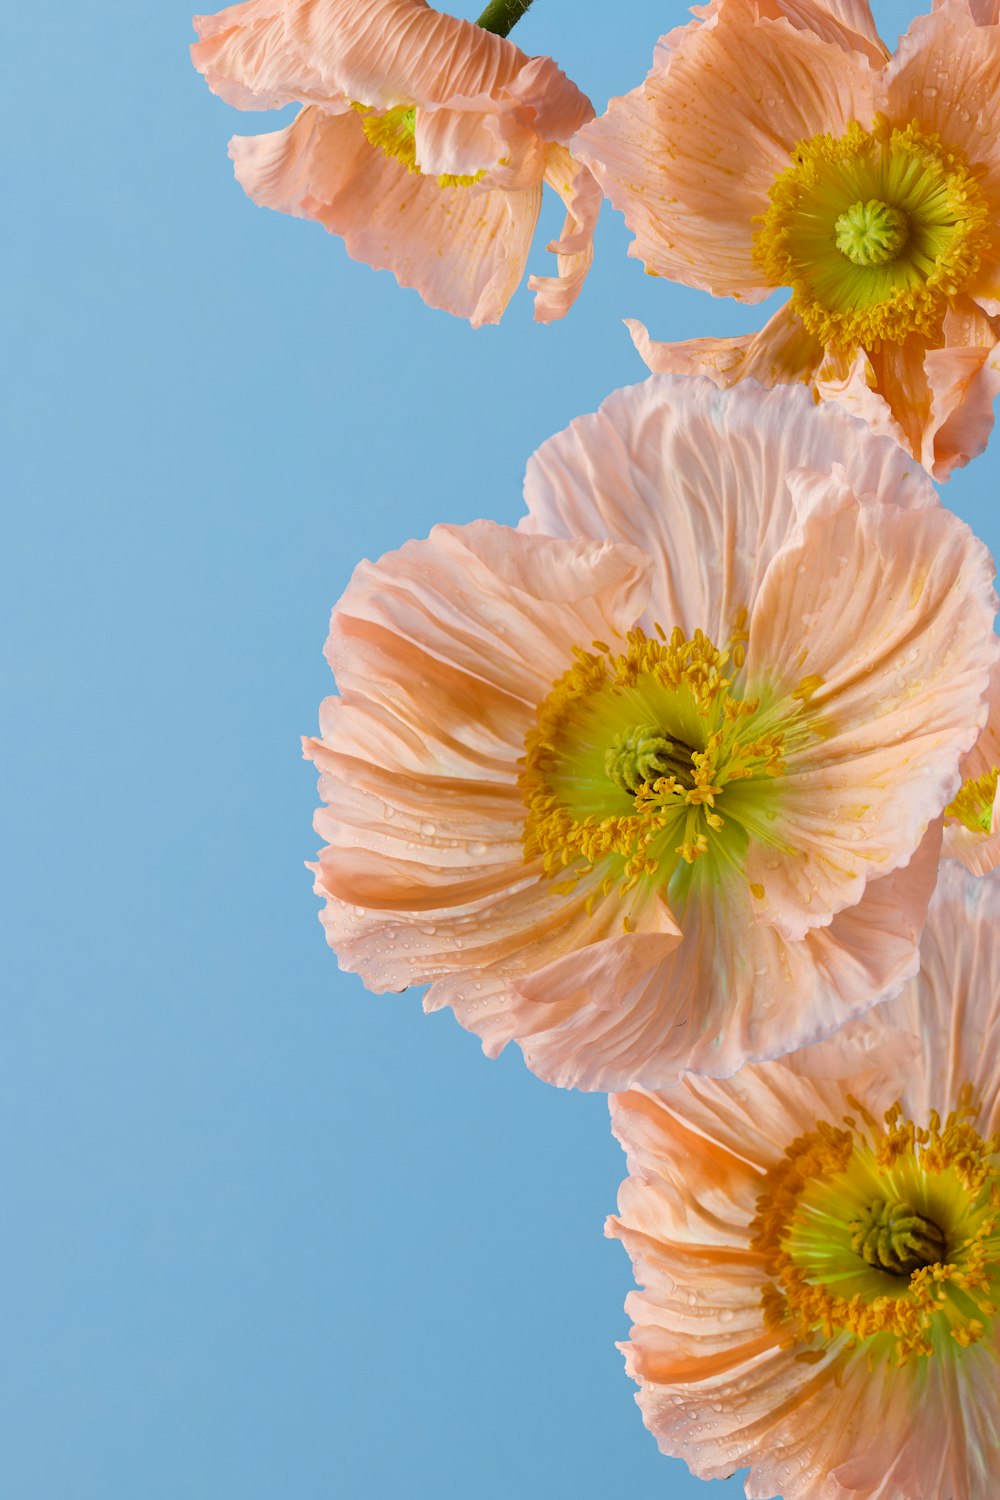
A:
[192, 0, 1000, 1494]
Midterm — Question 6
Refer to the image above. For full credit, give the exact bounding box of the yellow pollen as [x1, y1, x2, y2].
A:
[754, 116, 992, 351]
[751, 1091, 1000, 1364]
[520, 625, 805, 904]
[946, 767, 998, 835]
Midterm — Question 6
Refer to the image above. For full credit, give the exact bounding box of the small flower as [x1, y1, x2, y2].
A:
[574, 0, 1000, 478]
[191, 0, 599, 325]
[304, 377, 998, 1090]
[609, 860, 1000, 1500]
[945, 658, 1000, 873]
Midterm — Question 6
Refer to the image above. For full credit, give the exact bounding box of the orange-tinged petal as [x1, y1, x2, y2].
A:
[626, 302, 826, 387]
[573, 0, 876, 297]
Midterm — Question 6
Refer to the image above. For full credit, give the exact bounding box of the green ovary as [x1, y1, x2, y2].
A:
[835, 200, 910, 267]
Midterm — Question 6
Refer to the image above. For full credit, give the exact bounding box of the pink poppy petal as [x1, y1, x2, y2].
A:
[746, 470, 997, 933]
[922, 302, 1000, 480]
[757, 0, 887, 58]
[192, 0, 525, 113]
[229, 107, 543, 325]
[898, 862, 1000, 1134]
[887, 0, 1000, 204]
[522, 376, 935, 650]
[573, 0, 876, 295]
[326, 519, 652, 711]
[480, 828, 938, 1091]
[626, 302, 825, 387]
[527, 146, 601, 324]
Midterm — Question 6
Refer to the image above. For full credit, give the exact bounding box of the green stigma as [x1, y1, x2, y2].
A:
[835, 199, 910, 267]
[604, 725, 696, 794]
[850, 1198, 947, 1276]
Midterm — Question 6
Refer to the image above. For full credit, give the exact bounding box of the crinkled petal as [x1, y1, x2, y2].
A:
[893, 862, 1000, 1134]
[745, 466, 999, 935]
[521, 376, 936, 650]
[474, 826, 938, 1091]
[527, 145, 601, 323]
[887, 0, 1000, 207]
[626, 302, 825, 387]
[229, 107, 543, 325]
[192, 0, 526, 112]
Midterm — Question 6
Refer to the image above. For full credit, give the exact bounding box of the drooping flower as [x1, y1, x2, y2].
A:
[944, 657, 1000, 873]
[609, 860, 1000, 1500]
[304, 376, 998, 1090]
[574, 0, 1000, 479]
[191, 0, 599, 325]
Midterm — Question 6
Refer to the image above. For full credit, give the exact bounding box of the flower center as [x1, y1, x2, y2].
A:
[520, 624, 810, 916]
[834, 199, 909, 267]
[946, 767, 999, 834]
[356, 103, 485, 188]
[754, 116, 991, 350]
[850, 1198, 946, 1275]
[752, 1091, 1000, 1363]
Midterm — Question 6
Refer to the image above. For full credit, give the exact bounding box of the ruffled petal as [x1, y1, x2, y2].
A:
[527, 146, 601, 324]
[463, 826, 938, 1091]
[626, 301, 828, 387]
[893, 862, 1000, 1135]
[521, 375, 936, 649]
[886, 0, 1000, 207]
[745, 467, 998, 935]
[751, 0, 887, 58]
[229, 107, 543, 325]
[573, 0, 876, 296]
[192, 0, 525, 113]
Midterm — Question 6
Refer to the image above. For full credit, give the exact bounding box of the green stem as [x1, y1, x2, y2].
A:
[475, 0, 535, 38]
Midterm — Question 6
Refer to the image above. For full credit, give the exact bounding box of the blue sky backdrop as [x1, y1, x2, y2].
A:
[5, 0, 999, 1496]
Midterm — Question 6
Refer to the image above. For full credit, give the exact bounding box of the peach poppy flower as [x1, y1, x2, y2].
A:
[190, 0, 599, 325]
[944, 657, 1000, 873]
[609, 859, 1000, 1500]
[574, 0, 1000, 479]
[303, 376, 998, 1090]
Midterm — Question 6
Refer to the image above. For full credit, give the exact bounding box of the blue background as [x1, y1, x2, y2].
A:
[5, 1, 998, 1496]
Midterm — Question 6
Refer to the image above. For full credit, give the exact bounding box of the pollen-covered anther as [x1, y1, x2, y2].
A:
[835, 199, 910, 266]
[850, 1199, 947, 1275]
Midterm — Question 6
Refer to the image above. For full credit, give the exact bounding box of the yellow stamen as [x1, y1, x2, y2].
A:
[946, 767, 998, 835]
[754, 116, 991, 351]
